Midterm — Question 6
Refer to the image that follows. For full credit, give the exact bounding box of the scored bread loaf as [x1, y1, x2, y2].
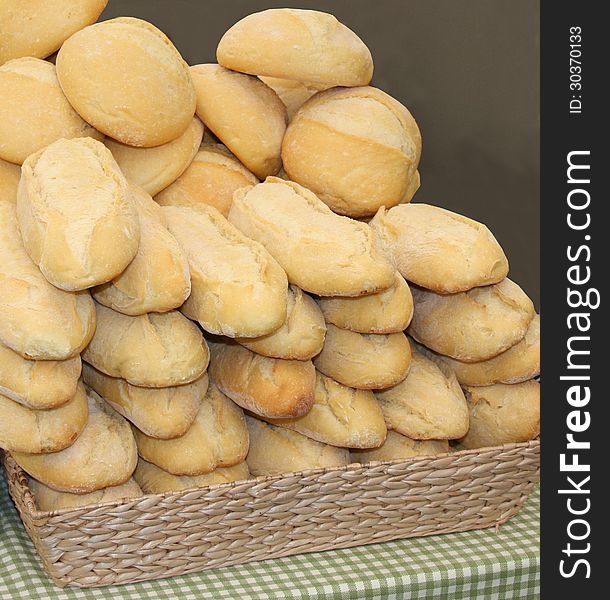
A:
[163, 204, 288, 337]
[0, 202, 95, 360]
[229, 178, 395, 296]
[313, 324, 412, 390]
[0, 158, 20, 203]
[0, 383, 88, 453]
[82, 303, 209, 388]
[259, 77, 331, 120]
[17, 137, 140, 291]
[209, 339, 315, 419]
[351, 431, 449, 463]
[370, 204, 509, 293]
[132, 383, 249, 476]
[409, 279, 536, 362]
[82, 364, 207, 440]
[237, 285, 326, 360]
[246, 416, 350, 477]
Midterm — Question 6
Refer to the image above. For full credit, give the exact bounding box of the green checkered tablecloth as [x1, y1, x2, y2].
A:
[0, 473, 539, 600]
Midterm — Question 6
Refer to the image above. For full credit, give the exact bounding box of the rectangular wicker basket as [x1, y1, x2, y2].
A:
[2, 440, 540, 589]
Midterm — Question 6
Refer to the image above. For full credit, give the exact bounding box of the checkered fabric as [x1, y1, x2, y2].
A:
[0, 474, 539, 600]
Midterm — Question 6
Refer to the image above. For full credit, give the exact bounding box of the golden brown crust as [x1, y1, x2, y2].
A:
[351, 431, 449, 463]
[0, 158, 20, 203]
[259, 76, 331, 120]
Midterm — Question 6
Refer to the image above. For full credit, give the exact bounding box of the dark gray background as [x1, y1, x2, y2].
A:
[101, 0, 540, 306]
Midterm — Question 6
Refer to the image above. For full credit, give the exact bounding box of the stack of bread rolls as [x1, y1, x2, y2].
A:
[0, 5, 539, 511]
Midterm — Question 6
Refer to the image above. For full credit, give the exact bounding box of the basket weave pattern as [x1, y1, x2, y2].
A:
[3, 440, 539, 589]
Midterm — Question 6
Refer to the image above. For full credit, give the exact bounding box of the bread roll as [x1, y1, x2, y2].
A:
[409, 279, 536, 362]
[190, 64, 287, 178]
[259, 77, 331, 120]
[155, 143, 258, 216]
[134, 459, 249, 494]
[0, 58, 102, 165]
[246, 416, 350, 477]
[314, 325, 411, 390]
[105, 117, 204, 196]
[163, 204, 288, 337]
[132, 383, 249, 476]
[0, 383, 88, 453]
[82, 303, 209, 388]
[375, 348, 469, 440]
[30, 478, 142, 512]
[209, 339, 315, 419]
[0, 202, 95, 360]
[229, 178, 395, 296]
[0, 343, 81, 409]
[56, 17, 196, 146]
[237, 286, 326, 360]
[351, 431, 449, 463]
[318, 273, 413, 334]
[82, 364, 206, 440]
[17, 137, 140, 291]
[282, 87, 421, 217]
[92, 187, 191, 315]
[265, 372, 387, 448]
[370, 204, 509, 293]
[0, 0, 107, 64]
[12, 388, 138, 493]
[217, 9, 373, 87]
[460, 380, 541, 449]
[0, 158, 19, 203]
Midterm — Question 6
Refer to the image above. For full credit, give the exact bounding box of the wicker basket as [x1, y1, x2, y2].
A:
[2, 440, 540, 589]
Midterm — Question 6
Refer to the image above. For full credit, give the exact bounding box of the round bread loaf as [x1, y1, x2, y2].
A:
[82, 303, 209, 388]
[0, 158, 20, 202]
[0, 383, 88, 453]
[217, 9, 373, 87]
[351, 431, 449, 464]
[190, 64, 287, 178]
[56, 17, 196, 146]
[12, 388, 138, 493]
[17, 137, 140, 291]
[105, 117, 204, 196]
[409, 279, 536, 362]
[0, 58, 102, 165]
[259, 77, 331, 120]
[370, 204, 509, 293]
[313, 324, 412, 390]
[282, 86, 421, 217]
[155, 143, 258, 217]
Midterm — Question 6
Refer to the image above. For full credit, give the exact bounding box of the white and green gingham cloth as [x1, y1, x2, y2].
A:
[0, 474, 539, 600]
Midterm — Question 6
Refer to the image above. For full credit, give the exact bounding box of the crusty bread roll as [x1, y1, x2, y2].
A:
[460, 380, 540, 449]
[409, 279, 536, 362]
[0, 158, 19, 203]
[163, 204, 288, 337]
[375, 347, 469, 440]
[155, 143, 258, 216]
[56, 17, 196, 146]
[82, 364, 206, 440]
[229, 178, 395, 296]
[132, 383, 249, 476]
[217, 9, 373, 87]
[209, 339, 315, 419]
[17, 137, 140, 291]
[92, 187, 191, 315]
[314, 324, 411, 390]
[318, 273, 413, 334]
[0, 58, 102, 165]
[370, 204, 509, 293]
[30, 478, 142, 512]
[105, 117, 204, 196]
[258, 77, 331, 120]
[82, 303, 209, 388]
[351, 431, 449, 463]
[237, 286, 326, 360]
[246, 416, 350, 477]
[0, 0, 107, 64]
[12, 388, 138, 493]
[190, 64, 287, 179]
[0, 202, 95, 360]
[0, 343, 80, 409]
[265, 372, 387, 448]
[134, 459, 250, 494]
[282, 87, 421, 217]
[0, 383, 88, 453]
